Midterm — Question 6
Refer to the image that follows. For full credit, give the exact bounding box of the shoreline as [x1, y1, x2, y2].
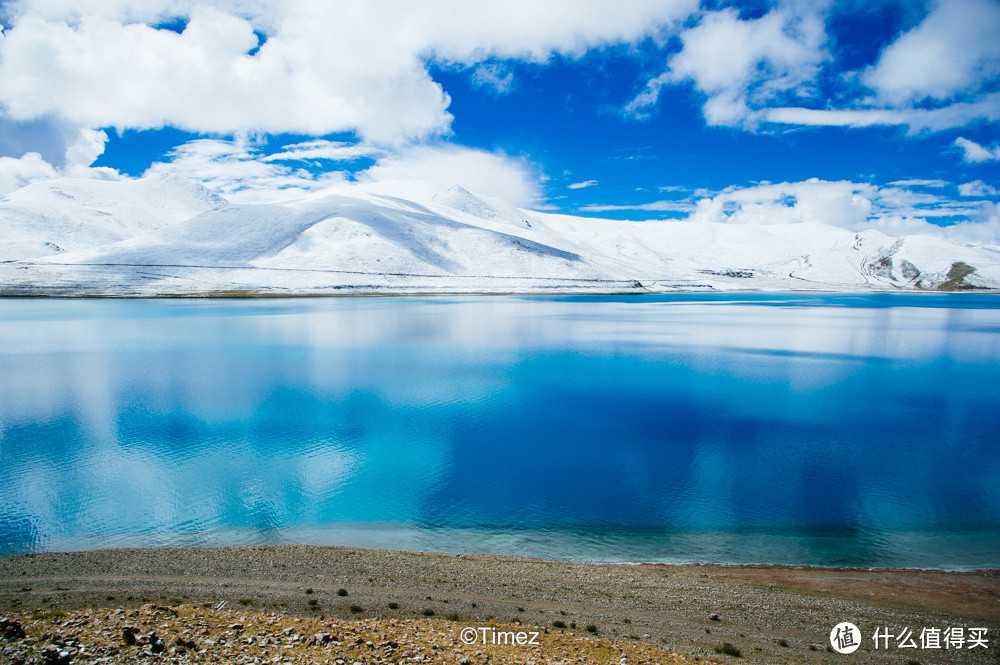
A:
[2, 287, 999, 299]
[2, 544, 997, 663]
[7, 543, 1000, 574]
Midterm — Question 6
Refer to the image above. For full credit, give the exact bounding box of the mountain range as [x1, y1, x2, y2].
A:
[2, 175, 998, 295]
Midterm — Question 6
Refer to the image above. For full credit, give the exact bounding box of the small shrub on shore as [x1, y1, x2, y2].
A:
[421, 609, 435, 617]
[585, 625, 598, 633]
[307, 599, 318, 607]
[337, 588, 348, 596]
[387, 602, 399, 609]
[348, 605, 364, 614]
[714, 643, 742, 657]
[777, 639, 789, 647]
[552, 620, 567, 629]
[305, 588, 313, 595]
[31, 610, 66, 621]
[445, 612, 460, 621]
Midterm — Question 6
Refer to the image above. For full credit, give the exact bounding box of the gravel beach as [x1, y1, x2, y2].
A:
[1, 545, 997, 664]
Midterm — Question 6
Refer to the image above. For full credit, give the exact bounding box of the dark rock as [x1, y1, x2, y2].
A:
[122, 626, 136, 646]
[900, 259, 920, 281]
[937, 261, 978, 291]
[174, 636, 198, 650]
[41, 645, 71, 665]
[0, 617, 26, 640]
[709, 613, 721, 621]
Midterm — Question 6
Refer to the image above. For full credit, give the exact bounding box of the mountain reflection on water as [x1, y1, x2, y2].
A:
[1, 294, 998, 568]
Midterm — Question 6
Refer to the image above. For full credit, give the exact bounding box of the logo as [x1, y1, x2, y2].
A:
[460, 627, 540, 646]
[830, 622, 861, 654]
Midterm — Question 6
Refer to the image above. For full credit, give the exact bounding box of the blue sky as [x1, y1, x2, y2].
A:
[0, 0, 998, 238]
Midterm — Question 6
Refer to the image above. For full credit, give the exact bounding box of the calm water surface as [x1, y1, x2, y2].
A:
[1, 294, 999, 568]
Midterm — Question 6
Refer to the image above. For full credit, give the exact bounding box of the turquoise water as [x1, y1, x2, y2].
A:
[1, 294, 999, 568]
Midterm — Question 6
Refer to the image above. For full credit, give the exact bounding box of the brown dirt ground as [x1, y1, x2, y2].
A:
[1, 546, 997, 664]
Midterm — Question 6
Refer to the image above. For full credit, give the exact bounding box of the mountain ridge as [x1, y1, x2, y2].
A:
[2, 176, 998, 295]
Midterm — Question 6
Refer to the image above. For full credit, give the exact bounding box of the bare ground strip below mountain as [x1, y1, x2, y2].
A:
[1, 546, 998, 664]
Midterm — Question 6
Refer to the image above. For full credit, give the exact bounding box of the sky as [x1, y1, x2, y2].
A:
[0, 0, 999, 242]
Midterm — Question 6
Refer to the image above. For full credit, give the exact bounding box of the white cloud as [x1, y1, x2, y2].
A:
[261, 140, 383, 163]
[765, 92, 1000, 132]
[0, 125, 120, 194]
[62, 127, 120, 180]
[862, 0, 1000, 106]
[568, 180, 598, 190]
[954, 136, 1000, 163]
[578, 200, 696, 213]
[763, 0, 1000, 133]
[624, 71, 673, 120]
[0, 0, 697, 144]
[958, 180, 999, 196]
[888, 179, 949, 188]
[143, 138, 348, 203]
[687, 178, 875, 228]
[590, 177, 1000, 243]
[0, 151, 58, 195]
[470, 64, 515, 95]
[359, 144, 542, 206]
[628, 2, 828, 126]
[142, 138, 543, 206]
[628, 0, 1000, 134]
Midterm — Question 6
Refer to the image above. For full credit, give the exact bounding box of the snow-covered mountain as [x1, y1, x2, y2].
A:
[2, 176, 998, 295]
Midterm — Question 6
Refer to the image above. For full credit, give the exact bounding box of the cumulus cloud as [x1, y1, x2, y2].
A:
[954, 136, 1000, 162]
[0, 125, 119, 194]
[0, 151, 58, 195]
[627, 2, 829, 126]
[581, 178, 1000, 243]
[862, 0, 1000, 106]
[143, 138, 348, 203]
[359, 144, 542, 206]
[629, 0, 1000, 134]
[568, 180, 598, 190]
[141, 138, 543, 206]
[686, 179, 875, 228]
[0, 0, 697, 144]
[959, 180, 999, 196]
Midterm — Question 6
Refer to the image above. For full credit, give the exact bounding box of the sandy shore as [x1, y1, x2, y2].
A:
[1, 546, 997, 664]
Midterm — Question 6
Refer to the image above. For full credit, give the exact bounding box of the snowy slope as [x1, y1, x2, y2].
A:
[0, 175, 226, 261]
[1, 176, 998, 295]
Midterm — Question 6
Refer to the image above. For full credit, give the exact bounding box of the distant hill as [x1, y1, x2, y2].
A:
[2, 176, 998, 295]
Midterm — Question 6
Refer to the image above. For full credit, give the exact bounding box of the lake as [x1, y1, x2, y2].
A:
[1, 293, 998, 569]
